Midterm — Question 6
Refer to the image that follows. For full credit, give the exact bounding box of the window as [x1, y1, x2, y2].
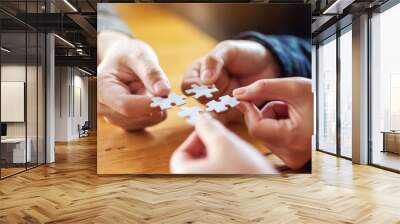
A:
[339, 28, 352, 158]
[370, 2, 400, 171]
[0, 1, 46, 179]
[317, 36, 337, 154]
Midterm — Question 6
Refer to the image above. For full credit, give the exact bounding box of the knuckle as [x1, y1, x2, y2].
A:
[254, 80, 269, 92]
[287, 80, 301, 96]
[205, 54, 222, 66]
[97, 73, 113, 84]
[146, 67, 162, 80]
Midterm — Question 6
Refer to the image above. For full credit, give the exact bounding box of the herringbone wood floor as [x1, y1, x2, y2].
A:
[0, 135, 400, 223]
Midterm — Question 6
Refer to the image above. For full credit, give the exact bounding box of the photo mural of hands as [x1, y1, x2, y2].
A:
[181, 40, 282, 123]
[96, 3, 312, 174]
[97, 31, 171, 131]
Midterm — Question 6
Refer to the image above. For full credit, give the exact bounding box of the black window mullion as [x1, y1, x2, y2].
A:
[0, 24, 2, 179]
[36, 0, 39, 168]
[367, 11, 373, 165]
[316, 44, 320, 151]
[336, 28, 341, 157]
[25, 0, 28, 171]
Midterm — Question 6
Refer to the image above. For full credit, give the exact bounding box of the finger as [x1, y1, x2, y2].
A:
[237, 101, 263, 128]
[170, 157, 214, 174]
[212, 68, 233, 99]
[170, 132, 214, 174]
[105, 113, 166, 131]
[128, 80, 145, 93]
[194, 114, 234, 156]
[200, 41, 237, 85]
[240, 102, 293, 146]
[124, 42, 171, 96]
[99, 102, 166, 131]
[260, 101, 289, 119]
[183, 66, 232, 107]
[177, 132, 207, 159]
[98, 74, 161, 117]
[181, 59, 202, 94]
[211, 78, 242, 123]
[233, 78, 309, 104]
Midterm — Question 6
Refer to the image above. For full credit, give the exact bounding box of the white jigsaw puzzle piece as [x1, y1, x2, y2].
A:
[185, 84, 218, 99]
[150, 97, 172, 110]
[205, 95, 239, 113]
[150, 92, 186, 110]
[178, 106, 203, 125]
[169, 92, 186, 106]
[206, 100, 228, 113]
[219, 95, 239, 108]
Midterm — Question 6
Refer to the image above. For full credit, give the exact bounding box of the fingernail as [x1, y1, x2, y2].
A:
[233, 88, 247, 97]
[153, 80, 170, 95]
[201, 70, 213, 82]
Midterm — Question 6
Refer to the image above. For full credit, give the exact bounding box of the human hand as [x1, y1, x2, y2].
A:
[170, 114, 278, 174]
[181, 40, 281, 123]
[97, 31, 171, 131]
[233, 78, 313, 170]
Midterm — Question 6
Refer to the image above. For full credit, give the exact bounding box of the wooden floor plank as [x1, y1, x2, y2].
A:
[0, 135, 400, 223]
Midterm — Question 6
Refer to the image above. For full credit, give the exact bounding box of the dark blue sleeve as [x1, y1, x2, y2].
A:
[236, 31, 311, 79]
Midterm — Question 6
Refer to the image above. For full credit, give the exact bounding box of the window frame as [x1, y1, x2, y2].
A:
[315, 23, 353, 160]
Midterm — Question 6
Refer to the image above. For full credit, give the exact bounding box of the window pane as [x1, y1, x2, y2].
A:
[27, 31, 38, 169]
[1, 30, 28, 177]
[318, 37, 337, 154]
[38, 33, 45, 165]
[340, 29, 352, 158]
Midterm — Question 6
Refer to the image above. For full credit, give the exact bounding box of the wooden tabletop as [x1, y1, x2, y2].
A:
[97, 4, 272, 174]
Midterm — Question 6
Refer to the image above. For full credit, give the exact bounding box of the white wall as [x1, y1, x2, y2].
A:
[72, 73, 89, 138]
[54, 67, 69, 141]
[54, 67, 89, 141]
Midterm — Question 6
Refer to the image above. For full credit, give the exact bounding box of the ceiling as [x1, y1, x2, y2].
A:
[0, 0, 97, 73]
